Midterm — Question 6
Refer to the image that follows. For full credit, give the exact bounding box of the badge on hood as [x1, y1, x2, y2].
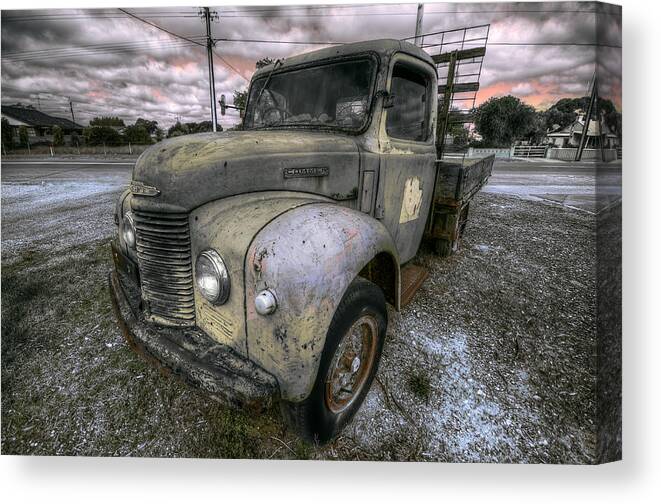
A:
[130, 181, 161, 197]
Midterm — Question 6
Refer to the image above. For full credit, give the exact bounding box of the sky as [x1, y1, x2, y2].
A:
[0, 1, 622, 130]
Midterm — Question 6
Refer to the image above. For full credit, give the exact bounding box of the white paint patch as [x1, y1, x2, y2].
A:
[399, 176, 423, 224]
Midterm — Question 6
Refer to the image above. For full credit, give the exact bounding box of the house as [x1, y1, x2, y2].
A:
[1, 104, 84, 145]
[544, 109, 620, 149]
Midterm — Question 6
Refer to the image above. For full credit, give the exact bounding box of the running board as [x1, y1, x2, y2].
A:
[400, 263, 429, 308]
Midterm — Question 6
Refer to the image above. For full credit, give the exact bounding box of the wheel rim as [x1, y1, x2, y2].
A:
[324, 314, 378, 414]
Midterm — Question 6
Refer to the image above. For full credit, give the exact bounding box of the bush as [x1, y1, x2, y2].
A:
[83, 126, 123, 146]
[1, 117, 13, 150]
[18, 126, 29, 148]
[123, 124, 152, 145]
[52, 126, 64, 146]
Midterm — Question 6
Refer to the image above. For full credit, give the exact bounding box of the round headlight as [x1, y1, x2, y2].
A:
[195, 249, 230, 305]
[122, 211, 136, 248]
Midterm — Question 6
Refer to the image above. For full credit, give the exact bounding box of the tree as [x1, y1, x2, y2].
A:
[18, 125, 29, 148]
[1, 118, 13, 150]
[167, 120, 222, 138]
[448, 123, 469, 147]
[89, 116, 125, 127]
[167, 121, 189, 138]
[52, 126, 64, 146]
[83, 125, 123, 146]
[233, 89, 248, 110]
[155, 128, 164, 142]
[123, 124, 152, 145]
[134, 118, 158, 135]
[544, 96, 621, 138]
[473, 95, 537, 147]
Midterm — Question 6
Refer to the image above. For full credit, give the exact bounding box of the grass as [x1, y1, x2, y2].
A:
[0, 238, 312, 459]
[406, 369, 432, 404]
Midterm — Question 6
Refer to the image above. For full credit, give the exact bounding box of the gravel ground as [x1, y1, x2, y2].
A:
[1, 166, 601, 462]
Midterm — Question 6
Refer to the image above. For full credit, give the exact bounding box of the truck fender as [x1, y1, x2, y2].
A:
[244, 203, 400, 402]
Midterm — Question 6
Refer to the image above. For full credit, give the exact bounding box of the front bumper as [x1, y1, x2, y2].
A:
[109, 263, 279, 412]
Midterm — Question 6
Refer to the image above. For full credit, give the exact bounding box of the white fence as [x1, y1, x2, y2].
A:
[512, 145, 548, 158]
[467, 147, 512, 158]
[547, 148, 618, 162]
[467, 146, 620, 162]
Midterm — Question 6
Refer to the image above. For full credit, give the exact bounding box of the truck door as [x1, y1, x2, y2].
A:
[378, 55, 437, 263]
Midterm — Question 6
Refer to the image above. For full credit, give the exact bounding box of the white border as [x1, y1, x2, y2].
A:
[2, 1, 660, 503]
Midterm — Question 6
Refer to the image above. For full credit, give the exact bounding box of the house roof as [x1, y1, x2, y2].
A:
[1, 105, 84, 130]
[546, 118, 617, 138]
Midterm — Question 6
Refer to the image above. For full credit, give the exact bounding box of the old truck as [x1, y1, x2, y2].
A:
[109, 39, 493, 444]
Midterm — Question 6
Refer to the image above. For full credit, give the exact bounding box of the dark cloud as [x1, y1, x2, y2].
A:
[1, 2, 622, 129]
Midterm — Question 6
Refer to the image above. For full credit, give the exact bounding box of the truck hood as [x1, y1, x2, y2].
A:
[131, 130, 360, 212]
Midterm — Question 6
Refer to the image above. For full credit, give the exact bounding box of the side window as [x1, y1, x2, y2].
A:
[386, 64, 429, 142]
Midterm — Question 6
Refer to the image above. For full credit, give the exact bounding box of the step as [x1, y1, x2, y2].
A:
[400, 263, 429, 308]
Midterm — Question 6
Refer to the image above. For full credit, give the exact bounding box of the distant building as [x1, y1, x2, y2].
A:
[545, 109, 619, 149]
[1, 104, 84, 145]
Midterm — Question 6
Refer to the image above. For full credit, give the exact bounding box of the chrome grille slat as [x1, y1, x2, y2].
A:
[133, 210, 195, 324]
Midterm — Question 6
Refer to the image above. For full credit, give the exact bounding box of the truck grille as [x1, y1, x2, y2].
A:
[133, 210, 195, 325]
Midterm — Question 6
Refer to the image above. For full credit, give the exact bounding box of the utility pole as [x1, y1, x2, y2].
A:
[202, 7, 218, 132]
[69, 98, 76, 125]
[414, 3, 425, 46]
[575, 73, 598, 162]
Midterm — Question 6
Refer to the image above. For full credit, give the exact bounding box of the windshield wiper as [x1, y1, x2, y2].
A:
[255, 58, 282, 108]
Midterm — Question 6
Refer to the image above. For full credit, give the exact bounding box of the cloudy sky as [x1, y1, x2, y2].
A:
[1, 1, 622, 130]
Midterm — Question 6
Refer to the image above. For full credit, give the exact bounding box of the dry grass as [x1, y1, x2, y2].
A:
[2, 190, 601, 462]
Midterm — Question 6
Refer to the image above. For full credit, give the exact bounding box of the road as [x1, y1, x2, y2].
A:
[1, 160, 132, 258]
[0, 157, 621, 256]
[485, 158, 622, 214]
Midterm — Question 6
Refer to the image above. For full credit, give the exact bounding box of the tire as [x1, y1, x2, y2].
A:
[280, 277, 387, 445]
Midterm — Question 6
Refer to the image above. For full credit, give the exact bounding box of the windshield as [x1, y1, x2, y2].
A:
[244, 58, 376, 131]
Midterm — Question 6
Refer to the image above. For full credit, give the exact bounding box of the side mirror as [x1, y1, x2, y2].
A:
[219, 94, 226, 116]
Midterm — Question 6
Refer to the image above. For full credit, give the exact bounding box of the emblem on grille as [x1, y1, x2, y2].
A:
[130, 181, 160, 197]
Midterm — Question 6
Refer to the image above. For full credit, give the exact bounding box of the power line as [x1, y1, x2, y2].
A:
[212, 50, 249, 82]
[2, 40, 203, 62]
[4, 15, 199, 22]
[213, 37, 343, 46]
[1, 5, 620, 23]
[216, 9, 618, 18]
[2, 37, 204, 58]
[117, 8, 205, 47]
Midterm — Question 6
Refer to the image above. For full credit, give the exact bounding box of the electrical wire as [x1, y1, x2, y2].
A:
[211, 50, 249, 82]
[117, 8, 205, 47]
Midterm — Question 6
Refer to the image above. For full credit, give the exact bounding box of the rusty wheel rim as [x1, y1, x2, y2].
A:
[325, 314, 378, 414]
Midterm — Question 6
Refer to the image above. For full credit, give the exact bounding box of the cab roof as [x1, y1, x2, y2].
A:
[252, 38, 435, 80]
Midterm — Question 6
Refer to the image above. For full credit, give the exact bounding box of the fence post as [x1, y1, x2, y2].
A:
[49, 145, 54, 157]
[103, 142, 107, 156]
[128, 142, 132, 155]
[27, 138, 31, 155]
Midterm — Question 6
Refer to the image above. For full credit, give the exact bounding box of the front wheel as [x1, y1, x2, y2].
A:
[280, 277, 387, 444]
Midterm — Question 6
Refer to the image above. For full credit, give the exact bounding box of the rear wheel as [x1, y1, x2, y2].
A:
[280, 277, 387, 444]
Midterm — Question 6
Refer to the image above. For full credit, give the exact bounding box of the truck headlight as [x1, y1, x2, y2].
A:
[122, 211, 136, 248]
[195, 249, 230, 305]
